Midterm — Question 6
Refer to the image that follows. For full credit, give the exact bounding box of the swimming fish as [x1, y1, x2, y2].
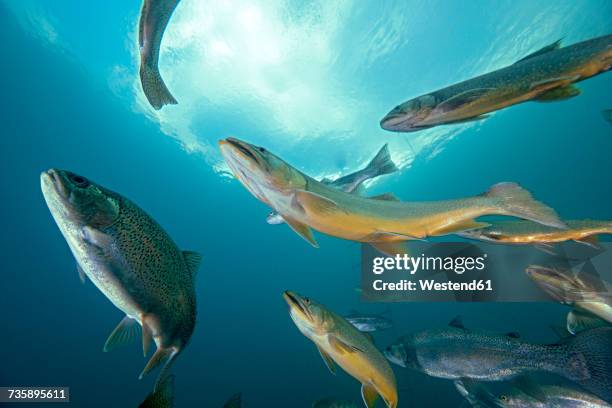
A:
[283, 291, 398, 408]
[344, 309, 393, 333]
[267, 144, 398, 225]
[456, 377, 612, 408]
[41, 169, 201, 389]
[221, 393, 242, 408]
[219, 138, 564, 255]
[138, 0, 180, 110]
[312, 398, 359, 408]
[525, 265, 612, 327]
[381, 35, 612, 132]
[384, 317, 612, 402]
[459, 219, 612, 249]
[139, 375, 175, 408]
[603, 109, 612, 125]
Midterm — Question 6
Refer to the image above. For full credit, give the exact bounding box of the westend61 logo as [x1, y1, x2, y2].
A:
[372, 253, 487, 275]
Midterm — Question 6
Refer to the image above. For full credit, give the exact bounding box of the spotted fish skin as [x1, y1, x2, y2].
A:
[40, 169, 200, 388]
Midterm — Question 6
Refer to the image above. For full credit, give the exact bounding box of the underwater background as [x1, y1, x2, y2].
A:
[0, 0, 611, 406]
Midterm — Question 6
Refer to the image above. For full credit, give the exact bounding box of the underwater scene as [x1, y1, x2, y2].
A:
[1, 0, 612, 407]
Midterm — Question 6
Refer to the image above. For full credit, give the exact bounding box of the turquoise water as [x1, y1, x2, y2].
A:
[0, 0, 611, 407]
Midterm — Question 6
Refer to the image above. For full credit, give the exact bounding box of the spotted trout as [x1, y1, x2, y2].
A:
[381, 35, 612, 132]
[219, 138, 564, 254]
[139, 0, 181, 110]
[41, 169, 201, 390]
[283, 291, 398, 408]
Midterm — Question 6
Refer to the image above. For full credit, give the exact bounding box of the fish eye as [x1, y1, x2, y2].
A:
[499, 395, 508, 401]
[258, 147, 266, 153]
[304, 297, 310, 304]
[70, 174, 90, 188]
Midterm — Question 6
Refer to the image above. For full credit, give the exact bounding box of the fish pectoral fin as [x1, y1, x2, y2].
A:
[514, 38, 562, 64]
[430, 220, 491, 236]
[142, 315, 153, 357]
[361, 383, 380, 408]
[76, 263, 87, 284]
[567, 309, 608, 335]
[316, 346, 337, 375]
[533, 243, 558, 256]
[534, 85, 581, 102]
[368, 192, 400, 201]
[103, 315, 141, 353]
[369, 241, 412, 256]
[293, 190, 340, 215]
[436, 88, 496, 112]
[282, 215, 319, 247]
[328, 335, 363, 355]
[511, 375, 547, 403]
[573, 235, 601, 249]
[529, 75, 580, 93]
[449, 315, 466, 330]
[182, 250, 203, 278]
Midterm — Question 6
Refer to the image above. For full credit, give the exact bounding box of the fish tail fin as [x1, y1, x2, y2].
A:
[139, 64, 178, 110]
[138, 374, 175, 408]
[139, 346, 180, 391]
[364, 144, 399, 177]
[484, 182, 565, 228]
[563, 327, 612, 401]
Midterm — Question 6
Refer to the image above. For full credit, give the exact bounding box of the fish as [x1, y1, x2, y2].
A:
[267, 144, 399, 225]
[603, 109, 612, 125]
[380, 35, 612, 132]
[384, 317, 612, 402]
[139, 375, 174, 408]
[221, 393, 242, 407]
[138, 0, 181, 110]
[219, 137, 564, 256]
[567, 309, 611, 335]
[313, 397, 360, 408]
[525, 265, 612, 326]
[41, 169, 201, 390]
[458, 219, 612, 249]
[344, 309, 393, 333]
[283, 291, 398, 408]
[457, 377, 612, 408]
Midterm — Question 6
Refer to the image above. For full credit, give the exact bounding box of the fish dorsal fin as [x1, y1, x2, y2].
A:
[506, 332, 521, 339]
[369, 192, 400, 201]
[316, 346, 337, 375]
[449, 315, 465, 330]
[222, 393, 242, 408]
[103, 315, 141, 353]
[282, 215, 319, 247]
[515, 38, 562, 64]
[328, 335, 363, 355]
[361, 383, 380, 408]
[294, 190, 340, 215]
[77, 263, 87, 284]
[436, 88, 495, 112]
[182, 251, 202, 278]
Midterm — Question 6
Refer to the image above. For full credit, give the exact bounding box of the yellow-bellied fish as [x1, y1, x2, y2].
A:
[266, 144, 398, 225]
[219, 138, 564, 254]
[381, 35, 612, 132]
[138, 0, 180, 110]
[41, 169, 201, 389]
[459, 219, 612, 249]
[283, 291, 398, 408]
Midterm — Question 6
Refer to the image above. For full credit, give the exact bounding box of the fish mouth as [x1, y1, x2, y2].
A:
[283, 291, 312, 320]
[41, 168, 69, 199]
[220, 137, 261, 165]
[380, 112, 410, 130]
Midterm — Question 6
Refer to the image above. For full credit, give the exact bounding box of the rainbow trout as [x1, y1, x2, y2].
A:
[41, 169, 201, 390]
[381, 35, 612, 132]
[139, 0, 180, 110]
[283, 291, 398, 408]
[219, 138, 564, 254]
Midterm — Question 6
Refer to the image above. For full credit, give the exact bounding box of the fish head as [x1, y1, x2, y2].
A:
[41, 169, 120, 229]
[219, 138, 306, 204]
[525, 265, 583, 303]
[283, 291, 331, 337]
[380, 94, 438, 132]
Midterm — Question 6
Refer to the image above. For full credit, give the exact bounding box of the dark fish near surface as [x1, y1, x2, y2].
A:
[139, 0, 181, 110]
[41, 169, 201, 390]
[603, 109, 612, 125]
[266, 144, 398, 225]
[344, 310, 393, 333]
[381, 35, 612, 132]
[139, 375, 174, 408]
[313, 397, 360, 408]
[384, 318, 612, 402]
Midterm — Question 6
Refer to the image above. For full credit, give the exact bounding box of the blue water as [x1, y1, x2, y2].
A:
[0, 1, 611, 407]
